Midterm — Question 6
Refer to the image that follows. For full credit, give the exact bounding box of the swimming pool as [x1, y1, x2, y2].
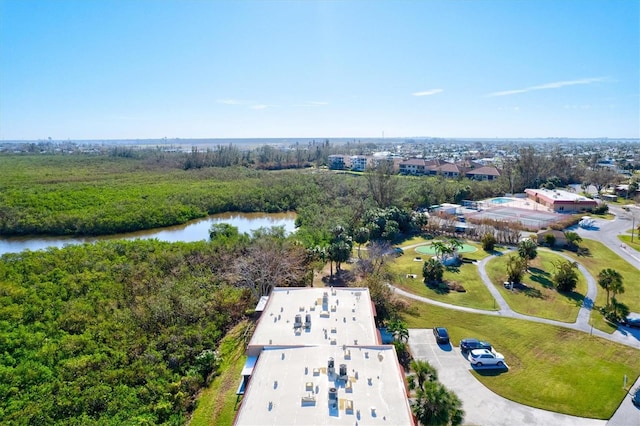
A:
[491, 197, 513, 204]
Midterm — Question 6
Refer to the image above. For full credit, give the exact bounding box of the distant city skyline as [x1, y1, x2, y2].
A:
[1, 0, 638, 140]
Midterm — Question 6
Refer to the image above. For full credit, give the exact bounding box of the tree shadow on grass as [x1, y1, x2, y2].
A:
[426, 281, 450, 295]
[576, 247, 591, 257]
[529, 273, 554, 289]
[561, 290, 585, 307]
[524, 287, 543, 299]
[446, 265, 460, 274]
[528, 267, 550, 277]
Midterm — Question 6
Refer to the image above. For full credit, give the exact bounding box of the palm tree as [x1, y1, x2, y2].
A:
[423, 257, 445, 284]
[386, 318, 409, 343]
[447, 238, 463, 255]
[598, 268, 623, 306]
[431, 241, 447, 261]
[408, 360, 438, 390]
[564, 231, 582, 250]
[517, 238, 538, 269]
[412, 381, 464, 426]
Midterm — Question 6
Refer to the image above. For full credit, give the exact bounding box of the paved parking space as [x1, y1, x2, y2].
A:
[408, 329, 608, 426]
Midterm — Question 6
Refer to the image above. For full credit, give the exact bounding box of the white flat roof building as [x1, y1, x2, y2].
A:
[246, 287, 380, 357]
[236, 287, 415, 425]
[234, 345, 414, 426]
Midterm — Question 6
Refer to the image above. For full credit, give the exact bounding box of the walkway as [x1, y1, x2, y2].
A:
[394, 211, 640, 425]
[391, 251, 640, 349]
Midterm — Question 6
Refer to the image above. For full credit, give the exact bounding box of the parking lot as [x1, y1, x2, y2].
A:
[408, 329, 608, 426]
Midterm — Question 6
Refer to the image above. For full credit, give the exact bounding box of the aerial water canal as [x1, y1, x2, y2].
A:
[0, 211, 297, 255]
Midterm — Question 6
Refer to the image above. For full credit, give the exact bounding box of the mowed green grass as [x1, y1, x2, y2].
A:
[390, 242, 499, 310]
[562, 238, 640, 332]
[402, 300, 640, 419]
[484, 250, 586, 322]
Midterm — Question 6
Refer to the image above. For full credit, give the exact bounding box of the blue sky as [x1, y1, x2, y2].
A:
[1, 0, 638, 140]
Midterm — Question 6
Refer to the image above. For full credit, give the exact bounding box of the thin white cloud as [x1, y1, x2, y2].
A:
[412, 89, 443, 96]
[250, 104, 271, 110]
[487, 77, 607, 97]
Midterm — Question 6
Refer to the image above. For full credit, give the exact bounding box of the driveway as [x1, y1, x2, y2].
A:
[408, 328, 609, 426]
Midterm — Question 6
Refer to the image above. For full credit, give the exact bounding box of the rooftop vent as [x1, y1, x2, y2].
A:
[305, 313, 311, 329]
[294, 314, 302, 329]
[328, 357, 335, 376]
[339, 364, 348, 381]
[328, 387, 338, 408]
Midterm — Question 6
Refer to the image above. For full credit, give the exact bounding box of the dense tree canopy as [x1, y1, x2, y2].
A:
[0, 239, 253, 424]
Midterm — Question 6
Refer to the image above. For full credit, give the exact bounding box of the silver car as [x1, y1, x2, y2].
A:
[469, 349, 505, 367]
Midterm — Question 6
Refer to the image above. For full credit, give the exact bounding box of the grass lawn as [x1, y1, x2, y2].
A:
[619, 233, 640, 253]
[402, 299, 640, 419]
[562, 239, 640, 331]
[396, 235, 436, 247]
[189, 321, 254, 426]
[484, 250, 586, 322]
[390, 241, 499, 311]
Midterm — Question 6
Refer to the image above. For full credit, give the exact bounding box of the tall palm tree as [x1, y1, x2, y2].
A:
[598, 268, 622, 306]
[431, 241, 447, 261]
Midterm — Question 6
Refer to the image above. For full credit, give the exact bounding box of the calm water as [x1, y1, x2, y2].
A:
[0, 212, 296, 256]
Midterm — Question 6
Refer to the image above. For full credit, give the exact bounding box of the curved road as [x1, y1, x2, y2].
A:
[394, 208, 640, 425]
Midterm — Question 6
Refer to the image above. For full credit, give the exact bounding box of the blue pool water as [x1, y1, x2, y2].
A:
[491, 197, 513, 204]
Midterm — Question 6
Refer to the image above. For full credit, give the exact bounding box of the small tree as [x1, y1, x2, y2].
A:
[517, 238, 538, 269]
[386, 318, 409, 343]
[543, 233, 556, 247]
[431, 241, 447, 261]
[505, 255, 527, 284]
[598, 268, 623, 306]
[423, 258, 445, 284]
[481, 233, 497, 252]
[408, 360, 438, 391]
[552, 260, 578, 292]
[564, 231, 582, 250]
[353, 227, 370, 258]
[412, 380, 464, 426]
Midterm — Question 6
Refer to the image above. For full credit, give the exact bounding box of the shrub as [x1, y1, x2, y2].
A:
[543, 233, 556, 247]
[592, 204, 609, 215]
[481, 233, 497, 251]
[423, 258, 444, 284]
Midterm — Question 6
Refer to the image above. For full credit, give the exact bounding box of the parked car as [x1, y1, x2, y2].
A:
[621, 317, 640, 328]
[632, 387, 640, 407]
[433, 327, 450, 344]
[460, 338, 492, 353]
[393, 247, 404, 256]
[469, 349, 505, 367]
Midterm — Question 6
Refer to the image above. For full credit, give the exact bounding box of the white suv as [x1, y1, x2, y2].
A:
[469, 349, 505, 367]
